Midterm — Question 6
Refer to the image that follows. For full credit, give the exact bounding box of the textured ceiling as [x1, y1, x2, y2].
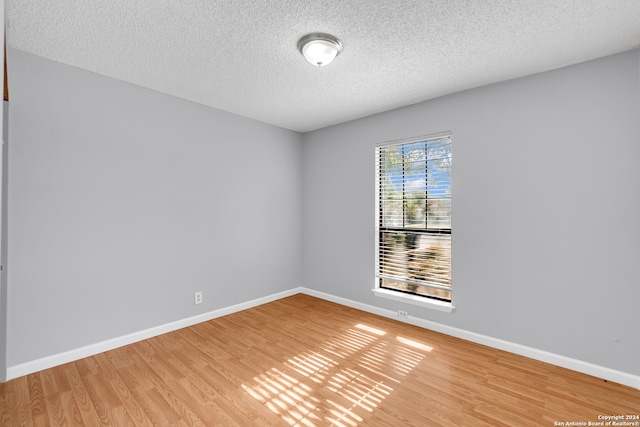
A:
[7, 1, 640, 132]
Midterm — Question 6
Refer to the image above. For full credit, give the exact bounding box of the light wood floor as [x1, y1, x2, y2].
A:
[1, 294, 639, 426]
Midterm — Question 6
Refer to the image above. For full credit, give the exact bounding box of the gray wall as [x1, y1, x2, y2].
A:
[302, 49, 640, 375]
[6, 49, 302, 366]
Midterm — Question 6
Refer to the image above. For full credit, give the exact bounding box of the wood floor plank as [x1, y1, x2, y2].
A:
[2, 376, 34, 427]
[122, 386, 170, 427]
[0, 397, 16, 427]
[1, 294, 639, 426]
[64, 364, 103, 427]
[25, 374, 46, 423]
[43, 393, 67, 427]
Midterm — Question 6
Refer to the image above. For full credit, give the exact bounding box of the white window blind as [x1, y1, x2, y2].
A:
[375, 133, 452, 302]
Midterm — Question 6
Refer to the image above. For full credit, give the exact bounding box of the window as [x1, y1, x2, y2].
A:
[375, 133, 452, 305]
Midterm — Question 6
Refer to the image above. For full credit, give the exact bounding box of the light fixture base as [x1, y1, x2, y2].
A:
[298, 33, 343, 67]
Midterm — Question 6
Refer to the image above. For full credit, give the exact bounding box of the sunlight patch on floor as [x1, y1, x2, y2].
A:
[241, 322, 435, 426]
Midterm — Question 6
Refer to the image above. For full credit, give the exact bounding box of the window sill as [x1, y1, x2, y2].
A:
[371, 288, 455, 313]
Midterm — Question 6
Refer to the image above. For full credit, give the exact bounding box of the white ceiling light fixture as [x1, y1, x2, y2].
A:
[298, 33, 343, 67]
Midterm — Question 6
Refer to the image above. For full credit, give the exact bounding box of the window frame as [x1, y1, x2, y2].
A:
[373, 132, 454, 313]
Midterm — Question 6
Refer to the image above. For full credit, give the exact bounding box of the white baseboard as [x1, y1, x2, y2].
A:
[6, 288, 302, 381]
[7, 286, 640, 390]
[299, 287, 640, 390]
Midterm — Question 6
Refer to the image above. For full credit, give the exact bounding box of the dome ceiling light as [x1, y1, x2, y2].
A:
[297, 33, 343, 67]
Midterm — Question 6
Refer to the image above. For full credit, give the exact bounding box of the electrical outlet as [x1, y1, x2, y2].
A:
[194, 291, 203, 305]
[397, 310, 408, 319]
